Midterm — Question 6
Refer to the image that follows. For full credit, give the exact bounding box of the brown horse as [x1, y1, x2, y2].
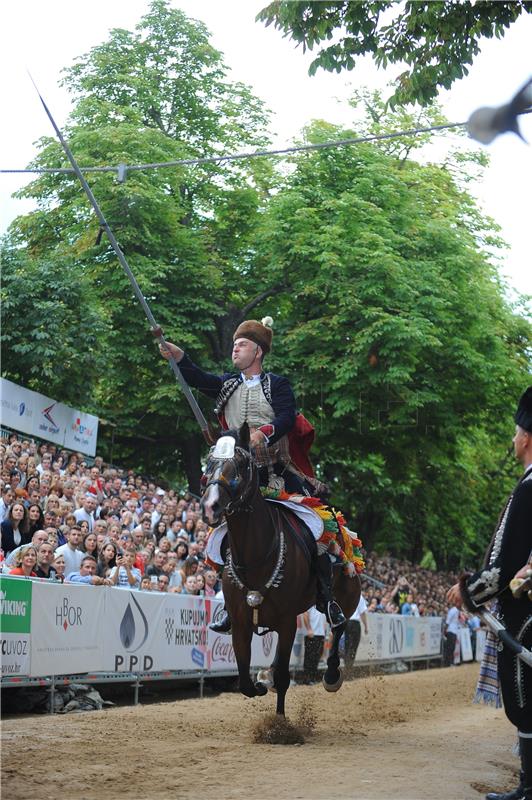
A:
[200, 424, 360, 716]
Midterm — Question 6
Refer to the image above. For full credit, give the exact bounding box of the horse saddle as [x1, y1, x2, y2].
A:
[271, 503, 317, 565]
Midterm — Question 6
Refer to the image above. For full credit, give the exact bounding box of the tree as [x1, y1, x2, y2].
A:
[254, 102, 531, 562]
[5, 0, 279, 489]
[257, 1, 532, 106]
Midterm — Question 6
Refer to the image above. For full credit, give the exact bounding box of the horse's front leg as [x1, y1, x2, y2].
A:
[272, 621, 296, 715]
[323, 621, 345, 692]
[231, 618, 268, 698]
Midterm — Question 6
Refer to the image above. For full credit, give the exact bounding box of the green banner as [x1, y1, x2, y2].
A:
[0, 576, 32, 634]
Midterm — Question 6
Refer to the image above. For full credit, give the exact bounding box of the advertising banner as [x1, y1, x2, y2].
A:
[356, 613, 442, 662]
[459, 628, 473, 661]
[0, 576, 32, 677]
[0, 378, 99, 456]
[30, 581, 105, 676]
[103, 589, 277, 673]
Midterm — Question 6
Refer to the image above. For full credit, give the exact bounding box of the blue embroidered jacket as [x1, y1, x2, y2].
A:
[177, 353, 296, 446]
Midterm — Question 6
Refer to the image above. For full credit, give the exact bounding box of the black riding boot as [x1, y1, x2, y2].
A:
[210, 606, 232, 634]
[486, 734, 532, 800]
[315, 553, 346, 629]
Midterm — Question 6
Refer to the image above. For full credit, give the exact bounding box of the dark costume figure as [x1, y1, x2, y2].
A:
[459, 387, 532, 800]
[163, 318, 346, 631]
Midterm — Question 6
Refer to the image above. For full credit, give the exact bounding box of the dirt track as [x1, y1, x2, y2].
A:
[1, 663, 519, 800]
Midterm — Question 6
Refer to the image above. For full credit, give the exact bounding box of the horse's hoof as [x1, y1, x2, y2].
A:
[322, 670, 344, 693]
[254, 681, 268, 696]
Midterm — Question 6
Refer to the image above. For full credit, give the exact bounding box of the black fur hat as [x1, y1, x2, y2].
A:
[515, 386, 532, 433]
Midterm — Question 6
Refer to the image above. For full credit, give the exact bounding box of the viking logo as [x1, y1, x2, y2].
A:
[119, 594, 149, 651]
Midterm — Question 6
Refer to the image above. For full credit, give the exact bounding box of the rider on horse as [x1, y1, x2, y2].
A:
[159, 317, 347, 631]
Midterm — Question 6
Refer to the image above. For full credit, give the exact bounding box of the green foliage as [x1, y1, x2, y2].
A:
[257, 1, 531, 107]
[255, 111, 531, 563]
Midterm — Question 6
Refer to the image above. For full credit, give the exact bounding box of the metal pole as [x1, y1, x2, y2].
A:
[30, 77, 213, 444]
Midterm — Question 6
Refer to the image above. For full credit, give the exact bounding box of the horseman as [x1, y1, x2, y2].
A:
[159, 317, 346, 632]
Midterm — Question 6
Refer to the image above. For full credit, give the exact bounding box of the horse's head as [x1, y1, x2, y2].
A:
[200, 423, 258, 526]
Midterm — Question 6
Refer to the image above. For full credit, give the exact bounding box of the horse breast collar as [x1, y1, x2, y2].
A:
[226, 503, 287, 627]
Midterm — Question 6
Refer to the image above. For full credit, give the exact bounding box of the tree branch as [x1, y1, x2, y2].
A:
[241, 283, 286, 317]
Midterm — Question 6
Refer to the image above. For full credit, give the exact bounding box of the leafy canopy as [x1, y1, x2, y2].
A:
[257, 1, 532, 107]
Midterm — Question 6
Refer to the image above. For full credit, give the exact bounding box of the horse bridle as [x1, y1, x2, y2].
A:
[203, 446, 259, 516]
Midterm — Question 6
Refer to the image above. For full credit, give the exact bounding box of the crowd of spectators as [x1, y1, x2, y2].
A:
[0, 433, 220, 596]
[361, 552, 459, 617]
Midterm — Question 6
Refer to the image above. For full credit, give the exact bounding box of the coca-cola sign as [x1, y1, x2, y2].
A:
[211, 636, 235, 664]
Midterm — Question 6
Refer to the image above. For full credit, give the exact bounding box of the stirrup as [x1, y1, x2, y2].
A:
[326, 601, 346, 629]
[210, 612, 232, 634]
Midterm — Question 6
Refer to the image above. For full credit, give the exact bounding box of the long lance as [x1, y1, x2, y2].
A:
[31, 78, 213, 444]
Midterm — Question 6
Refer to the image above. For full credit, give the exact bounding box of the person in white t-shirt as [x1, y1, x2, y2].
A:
[344, 594, 369, 676]
[301, 606, 326, 684]
[55, 526, 84, 577]
[443, 601, 461, 666]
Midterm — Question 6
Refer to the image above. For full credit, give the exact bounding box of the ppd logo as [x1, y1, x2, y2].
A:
[388, 618, 404, 655]
[56, 598, 83, 630]
[114, 595, 153, 672]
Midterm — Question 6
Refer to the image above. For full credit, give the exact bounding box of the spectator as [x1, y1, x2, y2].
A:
[109, 548, 141, 590]
[68, 555, 112, 585]
[344, 594, 369, 676]
[55, 526, 84, 577]
[145, 549, 167, 579]
[27, 503, 45, 537]
[35, 541, 58, 579]
[0, 484, 15, 523]
[301, 606, 326, 684]
[174, 541, 189, 568]
[97, 539, 118, 578]
[181, 575, 199, 595]
[401, 593, 420, 617]
[8, 544, 38, 577]
[443, 600, 461, 666]
[81, 532, 99, 560]
[153, 520, 168, 543]
[140, 575, 152, 591]
[157, 574, 170, 592]
[1, 501, 31, 555]
[203, 569, 219, 597]
[74, 493, 98, 532]
[195, 573, 206, 595]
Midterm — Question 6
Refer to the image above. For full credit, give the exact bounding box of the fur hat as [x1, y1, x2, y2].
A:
[515, 386, 532, 433]
[233, 317, 274, 355]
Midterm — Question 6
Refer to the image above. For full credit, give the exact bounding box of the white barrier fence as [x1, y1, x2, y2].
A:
[0, 576, 276, 678]
[1, 576, 443, 683]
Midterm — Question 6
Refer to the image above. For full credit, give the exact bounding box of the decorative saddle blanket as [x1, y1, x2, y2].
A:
[205, 489, 365, 575]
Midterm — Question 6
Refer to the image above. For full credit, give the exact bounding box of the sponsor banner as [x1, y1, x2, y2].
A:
[357, 614, 442, 662]
[104, 590, 277, 673]
[475, 628, 487, 663]
[0, 577, 32, 676]
[30, 581, 105, 676]
[459, 628, 473, 662]
[0, 378, 99, 456]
